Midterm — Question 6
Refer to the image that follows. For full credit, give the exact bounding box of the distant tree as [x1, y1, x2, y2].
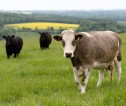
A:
[35, 27, 39, 31]
[58, 27, 65, 33]
[0, 24, 3, 28]
[0, 27, 15, 39]
[76, 19, 126, 33]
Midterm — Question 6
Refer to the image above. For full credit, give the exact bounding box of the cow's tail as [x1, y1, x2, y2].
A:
[117, 38, 122, 61]
[114, 37, 122, 82]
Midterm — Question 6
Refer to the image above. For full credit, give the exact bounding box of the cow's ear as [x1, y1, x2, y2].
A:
[11, 35, 15, 39]
[46, 33, 50, 35]
[53, 36, 62, 41]
[3, 36, 6, 39]
[45, 32, 48, 34]
[75, 34, 83, 41]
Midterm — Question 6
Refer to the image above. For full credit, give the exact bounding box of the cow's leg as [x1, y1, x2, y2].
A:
[97, 69, 104, 87]
[7, 54, 10, 58]
[108, 69, 113, 82]
[14, 54, 16, 58]
[73, 67, 82, 91]
[107, 62, 114, 82]
[81, 68, 91, 94]
[114, 58, 122, 83]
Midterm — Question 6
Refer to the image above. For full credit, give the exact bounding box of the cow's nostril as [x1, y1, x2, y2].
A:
[65, 53, 72, 58]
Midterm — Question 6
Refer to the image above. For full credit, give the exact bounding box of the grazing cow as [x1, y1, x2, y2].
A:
[38, 32, 52, 49]
[53, 30, 122, 94]
[3, 35, 23, 58]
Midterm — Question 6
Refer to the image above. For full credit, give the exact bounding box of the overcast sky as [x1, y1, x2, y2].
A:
[0, 0, 126, 11]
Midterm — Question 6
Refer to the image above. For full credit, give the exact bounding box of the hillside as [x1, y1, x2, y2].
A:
[36, 10, 126, 21]
[1, 10, 126, 25]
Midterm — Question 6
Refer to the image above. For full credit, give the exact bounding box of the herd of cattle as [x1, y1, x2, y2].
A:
[2, 32, 52, 58]
[2, 30, 122, 94]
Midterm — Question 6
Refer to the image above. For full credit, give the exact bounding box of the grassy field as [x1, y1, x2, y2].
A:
[0, 32, 126, 106]
[5, 22, 79, 30]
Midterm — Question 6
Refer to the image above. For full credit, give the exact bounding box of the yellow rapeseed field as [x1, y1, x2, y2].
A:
[5, 22, 79, 30]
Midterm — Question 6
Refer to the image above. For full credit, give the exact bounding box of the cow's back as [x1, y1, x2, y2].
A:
[75, 31, 120, 65]
[12, 36, 23, 52]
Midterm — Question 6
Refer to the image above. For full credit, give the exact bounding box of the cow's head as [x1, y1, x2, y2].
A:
[39, 32, 50, 36]
[39, 32, 50, 39]
[3, 35, 15, 46]
[53, 30, 83, 58]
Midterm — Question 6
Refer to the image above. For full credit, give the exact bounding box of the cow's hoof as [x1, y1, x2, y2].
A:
[81, 90, 86, 94]
[97, 83, 101, 87]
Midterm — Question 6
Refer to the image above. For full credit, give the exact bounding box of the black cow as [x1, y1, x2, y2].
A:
[38, 32, 52, 49]
[3, 35, 23, 58]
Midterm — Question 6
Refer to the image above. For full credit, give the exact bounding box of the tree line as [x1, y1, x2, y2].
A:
[0, 13, 80, 25]
[76, 19, 126, 33]
[1, 10, 126, 25]
[38, 10, 126, 21]
[0, 11, 126, 39]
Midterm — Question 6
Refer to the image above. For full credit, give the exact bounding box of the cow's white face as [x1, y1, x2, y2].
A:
[62, 30, 76, 58]
[53, 30, 83, 58]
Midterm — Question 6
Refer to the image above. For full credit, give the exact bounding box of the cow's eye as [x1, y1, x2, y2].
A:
[72, 40, 76, 46]
[62, 40, 65, 47]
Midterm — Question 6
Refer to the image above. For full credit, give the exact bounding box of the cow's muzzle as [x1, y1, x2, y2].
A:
[65, 53, 72, 58]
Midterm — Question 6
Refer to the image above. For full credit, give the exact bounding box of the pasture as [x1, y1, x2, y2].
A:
[0, 32, 126, 106]
[5, 22, 79, 30]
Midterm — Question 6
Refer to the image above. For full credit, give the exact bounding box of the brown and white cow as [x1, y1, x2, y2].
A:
[53, 30, 122, 94]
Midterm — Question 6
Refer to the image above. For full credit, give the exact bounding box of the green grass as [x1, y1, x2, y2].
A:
[0, 32, 126, 106]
